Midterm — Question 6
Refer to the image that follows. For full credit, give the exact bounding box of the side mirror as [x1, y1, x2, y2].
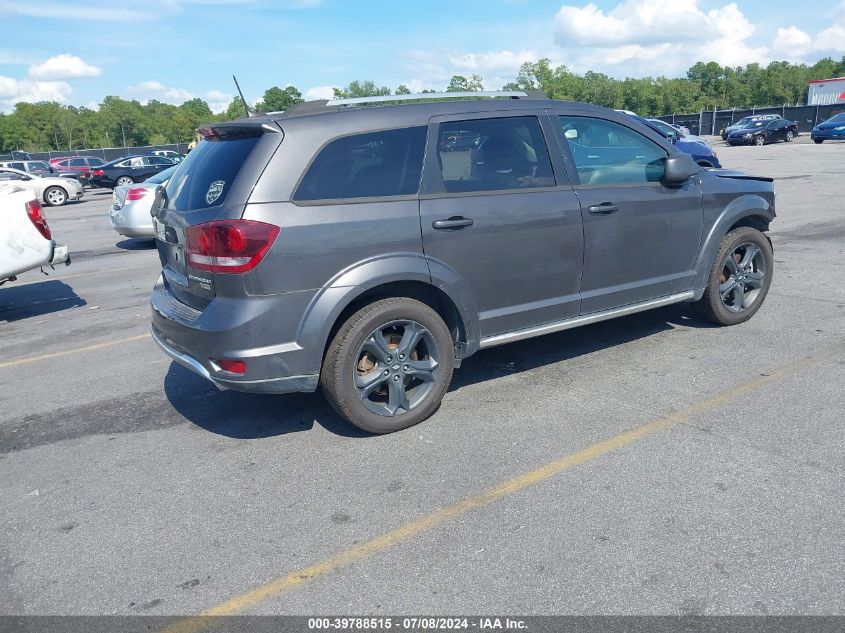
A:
[663, 153, 699, 184]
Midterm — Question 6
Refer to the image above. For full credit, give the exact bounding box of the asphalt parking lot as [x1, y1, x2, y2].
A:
[1, 140, 844, 618]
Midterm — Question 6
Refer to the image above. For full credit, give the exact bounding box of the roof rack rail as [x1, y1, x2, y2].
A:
[325, 90, 531, 107]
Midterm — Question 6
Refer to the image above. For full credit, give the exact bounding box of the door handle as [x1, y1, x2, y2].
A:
[587, 203, 619, 214]
[432, 217, 474, 230]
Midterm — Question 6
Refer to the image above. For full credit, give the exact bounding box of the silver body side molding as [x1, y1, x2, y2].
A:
[479, 291, 695, 349]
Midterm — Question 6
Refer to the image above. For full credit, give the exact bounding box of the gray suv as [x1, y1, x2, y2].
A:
[150, 92, 775, 433]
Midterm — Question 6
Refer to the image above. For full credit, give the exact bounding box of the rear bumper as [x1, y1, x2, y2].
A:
[149, 274, 321, 394]
[151, 326, 318, 393]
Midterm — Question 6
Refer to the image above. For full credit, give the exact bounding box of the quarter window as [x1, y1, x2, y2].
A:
[294, 126, 427, 201]
[435, 116, 554, 193]
[558, 116, 667, 185]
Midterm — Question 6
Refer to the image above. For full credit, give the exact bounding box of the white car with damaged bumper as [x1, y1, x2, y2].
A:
[1, 185, 70, 284]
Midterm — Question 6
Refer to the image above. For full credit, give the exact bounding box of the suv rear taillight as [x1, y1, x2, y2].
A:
[125, 187, 148, 201]
[25, 200, 52, 240]
[185, 220, 279, 274]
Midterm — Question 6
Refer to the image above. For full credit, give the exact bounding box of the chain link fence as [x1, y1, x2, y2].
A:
[0, 143, 190, 163]
[654, 103, 844, 137]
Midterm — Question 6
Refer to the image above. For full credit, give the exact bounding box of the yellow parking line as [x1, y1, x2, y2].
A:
[12, 264, 153, 287]
[161, 341, 844, 633]
[0, 333, 150, 369]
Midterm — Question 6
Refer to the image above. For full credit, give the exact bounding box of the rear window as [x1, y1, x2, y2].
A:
[166, 133, 260, 211]
[294, 126, 427, 201]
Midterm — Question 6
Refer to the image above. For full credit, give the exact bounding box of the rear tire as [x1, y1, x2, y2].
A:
[44, 186, 67, 207]
[320, 298, 455, 434]
[785, 131, 794, 142]
[116, 176, 134, 186]
[691, 227, 773, 326]
[754, 135, 765, 146]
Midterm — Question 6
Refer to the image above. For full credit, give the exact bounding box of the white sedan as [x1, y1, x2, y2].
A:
[0, 166, 84, 207]
[0, 184, 70, 285]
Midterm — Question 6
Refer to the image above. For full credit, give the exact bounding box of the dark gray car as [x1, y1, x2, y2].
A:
[150, 92, 775, 434]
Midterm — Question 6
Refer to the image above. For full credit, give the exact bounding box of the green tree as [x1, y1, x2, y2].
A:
[332, 80, 390, 99]
[395, 84, 411, 95]
[256, 85, 303, 112]
[446, 74, 483, 92]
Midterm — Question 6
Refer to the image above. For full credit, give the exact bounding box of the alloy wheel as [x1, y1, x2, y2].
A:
[46, 188, 66, 206]
[353, 320, 439, 417]
[719, 242, 767, 313]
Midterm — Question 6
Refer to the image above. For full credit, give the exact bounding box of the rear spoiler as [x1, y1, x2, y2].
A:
[196, 121, 281, 140]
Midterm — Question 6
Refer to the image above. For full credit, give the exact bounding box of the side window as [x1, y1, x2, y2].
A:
[129, 157, 146, 167]
[9, 162, 25, 171]
[69, 158, 87, 167]
[149, 156, 172, 165]
[56, 160, 70, 167]
[435, 116, 554, 193]
[558, 116, 667, 185]
[87, 158, 105, 167]
[294, 126, 426, 201]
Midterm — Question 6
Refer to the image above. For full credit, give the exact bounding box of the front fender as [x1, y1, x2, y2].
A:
[295, 253, 480, 375]
[693, 193, 775, 296]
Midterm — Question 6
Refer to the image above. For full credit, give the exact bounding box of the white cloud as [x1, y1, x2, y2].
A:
[0, 78, 73, 111]
[447, 50, 538, 75]
[772, 26, 812, 60]
[304, 85, 336, 100]
[125, 81, 194, 105]
[814, 24, 845, 53]
[28, 54, 102, 80]
[206, 90, 233, 113]
[551, 0, 768, 76]
[0, 0, 151, 21]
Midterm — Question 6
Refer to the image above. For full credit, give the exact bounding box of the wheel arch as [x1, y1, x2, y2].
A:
[693, 197, 774, 298]
[296, 254, 480, 375]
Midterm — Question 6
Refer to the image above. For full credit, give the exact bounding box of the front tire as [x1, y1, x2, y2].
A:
[691, 227, 773, 326]
[814, 139, 823, 144]
[44, 186, 68, 207]
[321, 298, 455, 434]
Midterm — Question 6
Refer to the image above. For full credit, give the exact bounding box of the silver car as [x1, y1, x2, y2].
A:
[109, 165, 176, 239]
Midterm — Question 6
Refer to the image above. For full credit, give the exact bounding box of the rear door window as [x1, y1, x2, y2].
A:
[294, 126, 427, 201]
[435, 116, 554, 193]
[69, 158, 87, 167]
[166, 132, 261, 211]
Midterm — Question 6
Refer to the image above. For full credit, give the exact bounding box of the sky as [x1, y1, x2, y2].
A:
[1, 0, 843, 113]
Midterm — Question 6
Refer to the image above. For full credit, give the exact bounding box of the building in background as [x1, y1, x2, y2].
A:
[807, 77, 845, 106]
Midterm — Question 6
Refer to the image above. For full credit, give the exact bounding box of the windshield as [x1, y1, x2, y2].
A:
[647, 119, 678, 138]
[146, 165, 177, 184]
[828, 112, 845, 122]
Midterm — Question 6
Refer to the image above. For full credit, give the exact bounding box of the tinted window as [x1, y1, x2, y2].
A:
[87, 158, 105, 166]
[435, 116, 554, 193]
[149, 156, 173, 165]
[294, 126, 426, 201]
[69, 158, 87, 167]
[166, 133, 260, 211]
[558, 116, 667, 185]
[9, 162, 25, 170]
[55, 160, 70, 167]
[829, 112, 845, 122]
